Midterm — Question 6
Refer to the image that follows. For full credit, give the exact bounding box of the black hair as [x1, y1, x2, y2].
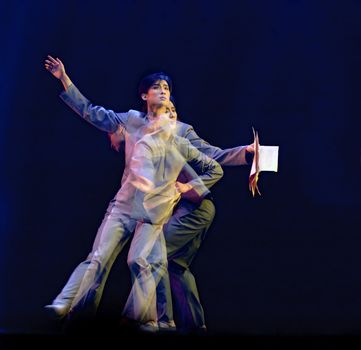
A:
[138, 72, 173, 111]
[138, 72, 173, 96]
[170, 95, 176, 107]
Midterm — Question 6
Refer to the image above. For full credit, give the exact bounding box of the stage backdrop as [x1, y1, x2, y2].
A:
[0, 0, 360, 335]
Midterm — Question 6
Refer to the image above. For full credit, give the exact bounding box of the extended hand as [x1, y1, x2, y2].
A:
[246, 142, 255, 153]
[44, 55, 66, 80]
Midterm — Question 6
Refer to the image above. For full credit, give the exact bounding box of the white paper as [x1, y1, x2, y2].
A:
[258, 146, 279, 172]
[249, 128, 279, 196]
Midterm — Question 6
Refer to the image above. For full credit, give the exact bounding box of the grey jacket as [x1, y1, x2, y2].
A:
[59, 84, 250, 172]
[59, 84, 249, 220]
[130, 132, 223, 224]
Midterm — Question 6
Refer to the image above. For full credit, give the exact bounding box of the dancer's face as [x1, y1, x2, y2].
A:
[168, 101, 177, 120]
[142, 80, 171, 109]
[154, 101, 177, 119]
[151, 101, 177, 133]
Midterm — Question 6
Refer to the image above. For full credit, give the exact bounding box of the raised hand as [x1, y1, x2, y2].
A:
[44, 55, 72, 90]
[44, 55, 66, 80]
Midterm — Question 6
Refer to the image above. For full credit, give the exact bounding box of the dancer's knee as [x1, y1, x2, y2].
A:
[197, 199, 216, 227]
[127, 255, 167, 273]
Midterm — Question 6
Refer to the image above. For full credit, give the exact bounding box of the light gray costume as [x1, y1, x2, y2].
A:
[123, 126, 223, 325]
[49, 84, 250, 330]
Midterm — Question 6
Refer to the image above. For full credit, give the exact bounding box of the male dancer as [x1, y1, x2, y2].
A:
[44, 55, 253, 331]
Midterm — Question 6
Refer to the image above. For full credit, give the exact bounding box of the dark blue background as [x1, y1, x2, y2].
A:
[0, 0, 360, 335]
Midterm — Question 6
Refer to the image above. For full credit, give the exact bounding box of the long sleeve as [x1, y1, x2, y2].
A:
[178, 139, 224, 200]
[182, 124, 250, 166]
[59, 84, 129, 133]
